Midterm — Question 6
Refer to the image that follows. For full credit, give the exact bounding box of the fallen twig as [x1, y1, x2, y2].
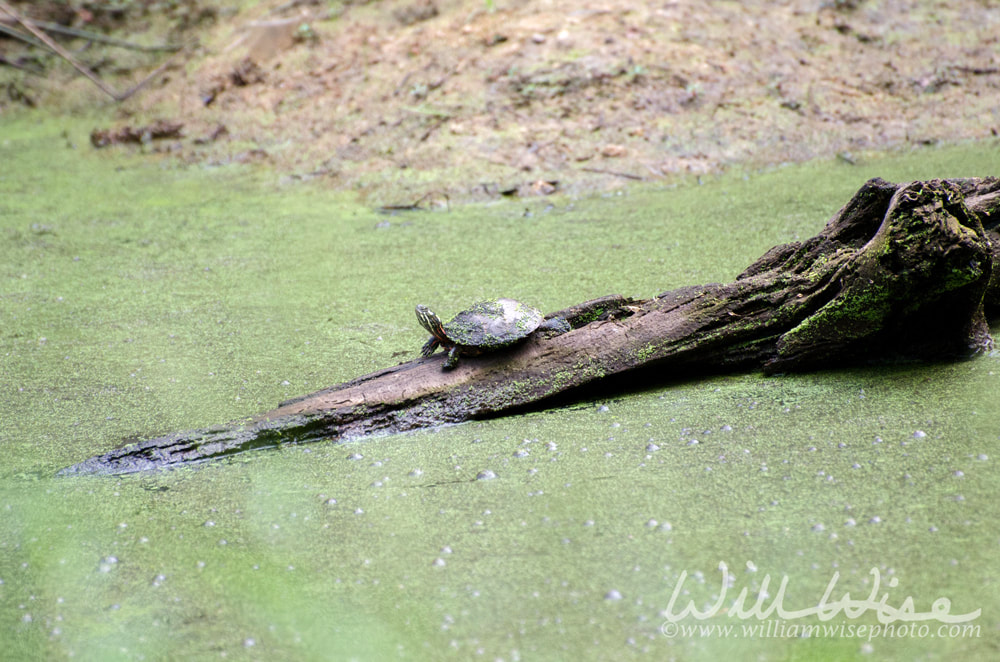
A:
[114, 49, 184, 102]
[0, 16, 182, 52]
[0, 21, 45, 49]
[580, 166, 645, 181]
[377, 191, 451, 213]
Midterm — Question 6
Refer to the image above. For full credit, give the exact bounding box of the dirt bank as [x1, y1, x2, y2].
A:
[3, 0, 999, 202]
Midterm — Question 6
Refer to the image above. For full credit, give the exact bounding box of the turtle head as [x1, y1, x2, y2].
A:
[415, 305, 447, 341]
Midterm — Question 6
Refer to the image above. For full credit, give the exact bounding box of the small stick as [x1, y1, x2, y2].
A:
[115, 48, 183, 102]
[580, 166, 645, 181]
[0, 21, 45, 49]
[3, 17, 182, 52]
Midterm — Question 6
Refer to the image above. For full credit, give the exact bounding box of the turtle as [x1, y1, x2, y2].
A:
[415, 298, 571, 369]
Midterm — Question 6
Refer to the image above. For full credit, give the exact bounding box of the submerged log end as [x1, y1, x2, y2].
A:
[55, 413, 338, 476]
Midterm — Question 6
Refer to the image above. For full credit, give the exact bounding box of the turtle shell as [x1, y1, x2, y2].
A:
[443, 298, 544, 350]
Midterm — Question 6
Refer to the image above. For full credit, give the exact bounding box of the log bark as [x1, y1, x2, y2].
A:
[59, 177, 1000, 475]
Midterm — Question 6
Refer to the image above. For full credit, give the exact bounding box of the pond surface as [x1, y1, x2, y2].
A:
[2, 118, 998, 660]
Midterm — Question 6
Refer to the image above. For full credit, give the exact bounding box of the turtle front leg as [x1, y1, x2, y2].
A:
[443, 345, 461, 369]
[421, 337, 440, 357]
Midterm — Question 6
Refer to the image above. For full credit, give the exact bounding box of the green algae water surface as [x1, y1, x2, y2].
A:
[2, 117, 999, 660]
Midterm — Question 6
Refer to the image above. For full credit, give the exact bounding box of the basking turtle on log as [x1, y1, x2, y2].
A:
[59, 177, 1000, 476]
[416, 298, 571, 369]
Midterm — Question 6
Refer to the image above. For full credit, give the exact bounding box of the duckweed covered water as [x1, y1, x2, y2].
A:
[2, 117, 999, 660]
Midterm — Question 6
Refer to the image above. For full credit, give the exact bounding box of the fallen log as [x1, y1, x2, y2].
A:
[59, 177, 1000, 476]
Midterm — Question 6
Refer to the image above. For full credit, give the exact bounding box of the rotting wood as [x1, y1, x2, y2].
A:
[58, 177, 1000, 475]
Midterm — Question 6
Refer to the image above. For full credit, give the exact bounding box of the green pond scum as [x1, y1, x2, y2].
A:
[2, 114, 1000, 660]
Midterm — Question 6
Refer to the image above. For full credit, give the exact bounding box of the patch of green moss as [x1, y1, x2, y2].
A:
[779, 280, 892, 354]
